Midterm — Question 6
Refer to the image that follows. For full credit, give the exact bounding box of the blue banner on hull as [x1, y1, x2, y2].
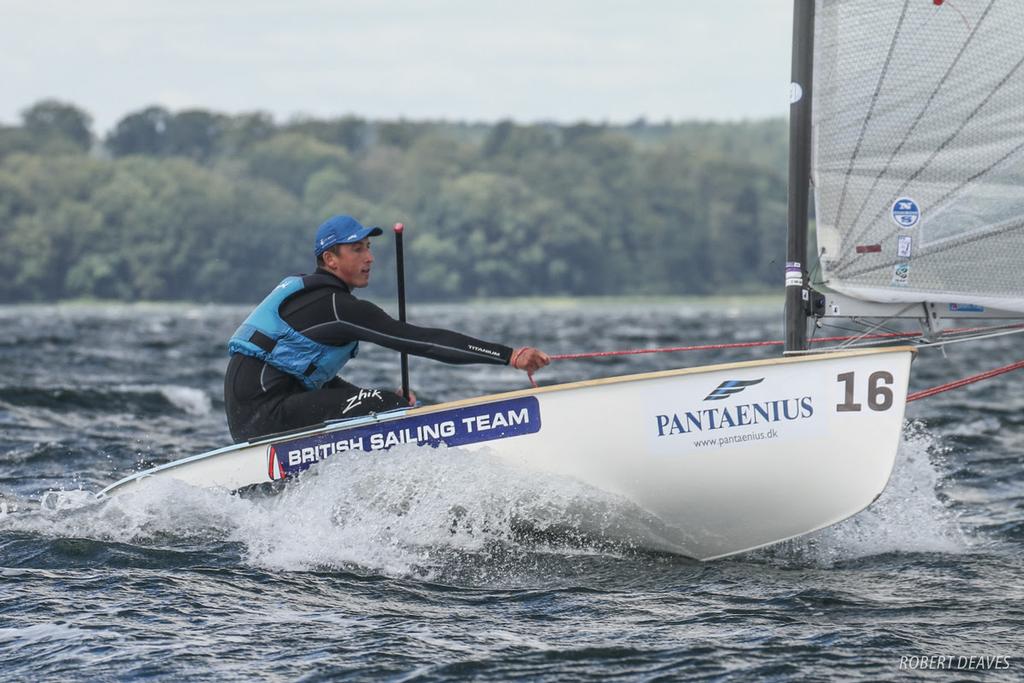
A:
[267, 396, 541, 479]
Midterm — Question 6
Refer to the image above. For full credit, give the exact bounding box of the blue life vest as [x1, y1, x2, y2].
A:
[228, 275, 358, 390]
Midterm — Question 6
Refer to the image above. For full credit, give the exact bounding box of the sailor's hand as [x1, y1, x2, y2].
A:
[395, 387, 417, 405]
[510, 347, 550, 373]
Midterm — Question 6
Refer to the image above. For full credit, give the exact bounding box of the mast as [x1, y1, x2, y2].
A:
[784, 0, 815, 353]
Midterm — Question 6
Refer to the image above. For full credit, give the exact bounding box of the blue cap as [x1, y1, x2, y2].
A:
[314, 215, 383, 256]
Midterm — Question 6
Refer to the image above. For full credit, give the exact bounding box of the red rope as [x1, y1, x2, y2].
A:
[546, 324, 1024, 362]
[546, 330, 926, 362]
[549, 339, 781, 360]
[524, 325, 1024, 396]
[907, 360, 1024, 402]
[524, 332, 920, 388]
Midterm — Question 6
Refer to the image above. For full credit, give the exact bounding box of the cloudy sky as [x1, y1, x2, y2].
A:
[1, 0, 793, 135]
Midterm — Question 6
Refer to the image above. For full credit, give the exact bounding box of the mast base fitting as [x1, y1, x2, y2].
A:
[808, 288, 827, 318]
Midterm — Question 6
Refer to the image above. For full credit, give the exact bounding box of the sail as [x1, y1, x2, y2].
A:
[812, 0, 1024, 313]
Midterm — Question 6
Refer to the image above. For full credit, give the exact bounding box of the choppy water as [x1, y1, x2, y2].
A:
[1, 301, 1021, 681]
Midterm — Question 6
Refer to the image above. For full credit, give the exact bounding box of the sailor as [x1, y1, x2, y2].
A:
[224, 214, 550, 442]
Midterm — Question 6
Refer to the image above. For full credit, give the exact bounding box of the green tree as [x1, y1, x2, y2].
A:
[106, 106, 172, 157]
[243, 133, 354, 196]
[287, 116, 368, 153]
[0, 102, 790, 303]
[165, 109, 225, 161]
[219, 112, 277, 156]
[21, 99, 93, 151]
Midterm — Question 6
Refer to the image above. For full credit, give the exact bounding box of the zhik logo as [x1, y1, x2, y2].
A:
[704, 378, 764, 401]
[343, 388, 383, 414]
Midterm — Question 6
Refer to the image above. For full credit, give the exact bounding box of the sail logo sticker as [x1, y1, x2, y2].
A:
[892, 262, 910, 286]
[897, 235, 913, 258]
[891, 198, 920, 228]
[704, 378, 764, 401]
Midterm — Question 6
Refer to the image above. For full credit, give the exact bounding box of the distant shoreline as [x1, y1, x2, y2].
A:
[0, 292, 781, 309]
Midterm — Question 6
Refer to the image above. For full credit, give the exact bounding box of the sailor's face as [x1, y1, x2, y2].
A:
[325, 238, 374, 288]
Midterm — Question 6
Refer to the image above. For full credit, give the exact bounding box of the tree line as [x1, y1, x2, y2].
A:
[0, 99, 788, 303]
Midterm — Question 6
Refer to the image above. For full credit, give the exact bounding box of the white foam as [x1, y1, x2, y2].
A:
[2, 484, 247, 545]
[229, 445, 658, 577]
[759, 421, 966, 565]
[1, 446, 666, 580]
[0, 622, 118, 644]
[158, 386, 212, 416]
[3, 423, 965, 575]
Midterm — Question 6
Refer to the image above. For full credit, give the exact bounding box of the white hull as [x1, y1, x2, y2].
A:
[102, 347, 914, 560]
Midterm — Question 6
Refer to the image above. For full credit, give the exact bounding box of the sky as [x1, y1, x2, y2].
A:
[1, 0, 793, 135]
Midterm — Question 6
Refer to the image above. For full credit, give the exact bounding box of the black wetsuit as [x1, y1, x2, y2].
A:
[224, 269, 512, 442]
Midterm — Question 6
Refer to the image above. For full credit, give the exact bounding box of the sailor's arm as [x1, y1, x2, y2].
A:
[509, 346, 550, 372]
[330, 296, 514, 365]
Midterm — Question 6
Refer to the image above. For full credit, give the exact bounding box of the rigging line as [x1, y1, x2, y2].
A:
[815, 319, 1024, 344]
[833, 311, 916, 349]
[809, 262, 825, 287]
[783, 340, 919, 355]
[814, 323, 876, 335]
[819, 302, 921, 347]
[858, 319, 913, 336]
[838, 0, 1007, 252]
[798, 325, 1024, 354]
[908, 359, 1024, 402]
[831, 0, 911, 233]
[815, 331, 921, 344]
[838, 0, 998, 250]
[548, 331, 923, 362]
[944, 321, 1024, 335]
[808, 329, 1013, 353]
[814, 318, 906, 336]
[549, 340, 783, 360]
[808, 339, 921, 353]
[782, 324, 1024, 355]
[822, 319, 909, 337]
[541, 324, 1024, 367]
[913, 326, 1024, 349]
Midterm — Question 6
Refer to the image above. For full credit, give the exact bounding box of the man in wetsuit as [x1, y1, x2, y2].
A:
[224, 214, 550, 442]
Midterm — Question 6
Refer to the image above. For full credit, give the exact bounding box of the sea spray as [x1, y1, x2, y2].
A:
[0, 422, 969, 576]
[0, 444, 689, 582]
[757, 421, 965, 566]
[0, 481, 245, 544]
[230, 444, 681, 579]
[156, 386, 213, 416]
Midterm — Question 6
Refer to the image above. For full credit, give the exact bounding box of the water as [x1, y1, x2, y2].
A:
[1, 301, 1021, 680]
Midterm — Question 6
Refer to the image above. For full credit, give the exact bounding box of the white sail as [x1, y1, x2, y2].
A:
[812, 0, 1024, 313]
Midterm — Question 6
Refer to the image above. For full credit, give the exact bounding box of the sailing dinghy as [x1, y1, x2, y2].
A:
[101, 1, 1023, 560]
